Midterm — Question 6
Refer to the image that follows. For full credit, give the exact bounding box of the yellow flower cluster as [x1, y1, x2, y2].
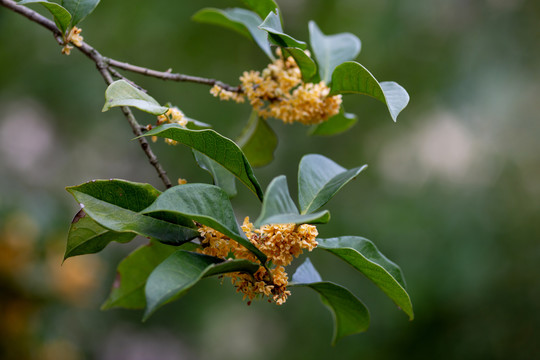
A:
[153, 107, 187, 145]
[210, 84, 245, 103]
[197, 217, 318, 305]
[61, 26, 83, 55]
[210, 50, 342, 125]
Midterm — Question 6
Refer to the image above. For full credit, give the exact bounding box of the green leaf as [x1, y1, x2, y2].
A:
[61, 0, 100, 26]
[193, 8, 274, 60]
[329, 62, 410, 122]
[298, 154, 367, 214]
[318, 236, 414, 320]
[64, 209, 135, 260]
[309, 21, 361, 84]
[66, 180, 199, 246]
[308, 107, 357, 136]
[143, 124, 263, 201]
[141, 184, 266, 263]
[239, 0, 278, 19]
[18, 0, 72, 34]
[144, 250, 260, 319]
[283, 47, 317, 83]
[237, 111, 277, 168]
[101, 241, 177, 310]
[259, 10, 307, 50]
[185, 117, 212, 130]
[193, 150, 237, 198]
[255, 175, 330, 227]
[290, 258, 370, 345]
[102, 80, 168, 115]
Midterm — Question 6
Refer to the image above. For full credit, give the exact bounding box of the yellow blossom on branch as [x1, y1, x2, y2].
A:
[61, 26, 83, 55]
[196, 217, 318, 305]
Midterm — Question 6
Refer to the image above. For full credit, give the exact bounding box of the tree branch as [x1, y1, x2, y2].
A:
[1, 0, 172, 189]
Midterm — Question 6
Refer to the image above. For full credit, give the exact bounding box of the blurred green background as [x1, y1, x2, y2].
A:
[1, 0, 539, 359]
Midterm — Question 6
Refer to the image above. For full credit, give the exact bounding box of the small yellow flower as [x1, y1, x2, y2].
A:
[61, 26, 83, 55]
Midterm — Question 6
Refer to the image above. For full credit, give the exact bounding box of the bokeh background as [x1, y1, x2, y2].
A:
[1, 0, 539, 359]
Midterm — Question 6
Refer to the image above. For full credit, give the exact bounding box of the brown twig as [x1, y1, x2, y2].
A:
[0, 0, 175, 188]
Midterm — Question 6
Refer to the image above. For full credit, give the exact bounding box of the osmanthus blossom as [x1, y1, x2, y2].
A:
[197, 217, 318, 305]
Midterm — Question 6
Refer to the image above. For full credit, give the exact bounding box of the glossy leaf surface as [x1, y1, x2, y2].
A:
[309, 21, 361, 84]
[66, 180, 199, 245]
[259, 10, 307, 50]
[101, 241, 177, 310]
[143, 124, 263, 200]
[19, 0, 72, 33]
[193, 8, 274, 60]
[291, 258, 370, 345]
[141, 184, 266, 262]
[318, 236, 414, 320]
[330, 62, 409, 122]
[298, 154, 366, 214]
[236, 112, 277, 168]
[283, 47, 317, 82]
[144, 250, 260, 319]
[61, 0, 100, 26]
[102, 80, 168, 115]
[65, 209, 135, 260]
[255, 175, 330, 227]
[193, 150, 237, 198]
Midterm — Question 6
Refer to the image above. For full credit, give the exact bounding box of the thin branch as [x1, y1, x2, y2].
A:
[1, 0, 172, 189]
[105, 58, 243, 93]
[109, 67, 148, 93]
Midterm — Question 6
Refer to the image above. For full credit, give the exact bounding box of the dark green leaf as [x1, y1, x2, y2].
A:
[240, 0, 278, 19]
[259, 10, 307, 50]
[144, 250, 260, 319]
[282, 47, 317, 82]
[61, 0, 100, 26]
[298, 154, 366, 214]
[318, 236, 414, 320]
[102, 80, 168, 115]
[185, 117, 212, 130]
[255, 175, 330, 227]
[309, 107, 357, 136]
[193, 8, 274, 60]
[101, 241, 177, 310]
[64, 209, 135, 260]
[237, 111, 277, 168]
[141, 184, 266, 263]
[330, 62, 410, 122]
[193, 150, 237, 198]
[143, 124, 263, 201]
[291, 258, 370, 345]
[66, 180, 199, 246]
[18, 0, 72, 34]
[309, 21, 361, 84]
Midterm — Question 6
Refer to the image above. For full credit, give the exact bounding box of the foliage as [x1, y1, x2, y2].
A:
[13, 0, 413, 345]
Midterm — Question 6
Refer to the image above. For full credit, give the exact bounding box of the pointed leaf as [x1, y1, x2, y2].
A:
[193, 150, 237, 198]
[283, 47, 317, 83]
[318, 236, 414, 320]
[309, 107, 357, 136]
[237, 111, 277, 168]
[193, 8, 274, 60]
[102, 80, 168, 115]
[141, 184, 266, 263]
[298, 154, 367, 214]
[18, 0, 72, 33]
[329, 62, 409, 122]
[66, 180, 199, 246]
[259, 10, 307, 50]
[64, 209, 135, 260]
[309, 21, 361, 84]
[143, 124, 263, 201]
[61, 0, 100, 26]
[255, 175, 330, 227]
[240, 0, 278, 19]
[101, 241, 177, 310]
[291, 258, 370, 345]
[144, 250, 260, 319]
